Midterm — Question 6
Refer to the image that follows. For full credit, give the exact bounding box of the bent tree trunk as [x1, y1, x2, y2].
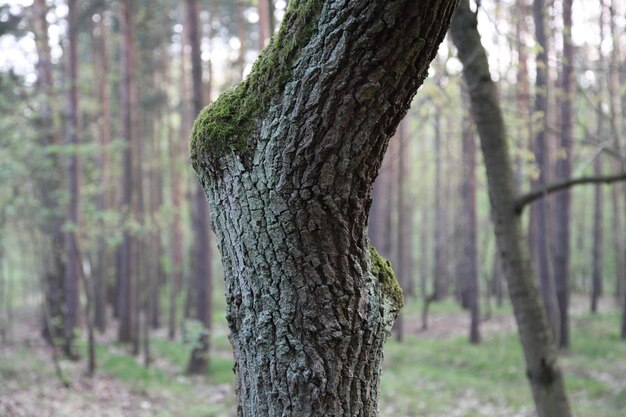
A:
[190, 1, 458, 415]
[450, 2, 572, 417]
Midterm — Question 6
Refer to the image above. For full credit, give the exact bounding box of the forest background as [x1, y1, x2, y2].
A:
[1, 0, 626, 416]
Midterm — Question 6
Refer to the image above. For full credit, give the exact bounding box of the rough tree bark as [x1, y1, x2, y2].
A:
[450, 2, 573, 416]
[190, 1, 458, 415]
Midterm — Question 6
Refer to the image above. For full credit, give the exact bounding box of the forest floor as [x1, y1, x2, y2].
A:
[1, 295, 625, 417]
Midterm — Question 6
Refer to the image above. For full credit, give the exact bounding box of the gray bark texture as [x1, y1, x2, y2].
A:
[190, 1, 458, 415]
[450, 2, 572, 417]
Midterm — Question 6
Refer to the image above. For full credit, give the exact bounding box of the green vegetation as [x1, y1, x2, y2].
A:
[3, 298, 624, 417]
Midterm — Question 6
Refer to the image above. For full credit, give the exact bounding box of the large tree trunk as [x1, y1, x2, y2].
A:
[190, 1, 457, 415]
[186, 0, 213, 375]
[552, 0, 573, 349]
[450, 2, 572, 417]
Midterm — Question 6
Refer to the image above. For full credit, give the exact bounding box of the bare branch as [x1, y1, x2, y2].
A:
[514, 172, 626, 215]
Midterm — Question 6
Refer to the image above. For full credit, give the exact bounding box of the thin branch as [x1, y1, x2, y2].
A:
[514, 172, 626, 214]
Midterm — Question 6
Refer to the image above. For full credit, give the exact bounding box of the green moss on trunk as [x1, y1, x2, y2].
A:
[190, 0, 324, 168]
[369, 244, 404, 311]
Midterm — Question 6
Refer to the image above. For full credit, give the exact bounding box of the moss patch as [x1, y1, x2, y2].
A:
[190, 0, 325, 168]
[369, 244, 404, 310]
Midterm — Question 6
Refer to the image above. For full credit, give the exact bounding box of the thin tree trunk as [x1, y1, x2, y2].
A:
[190, 1, 456, 414]
[64, 0, 81, 359]
[592, 1, 607, 314]
[76, 241, 96, 375]
[461, 108, 480, 344]
[33, 0, 66, 347]
[420, 204, 433, 330]
[186, 0, 212, 375]
[394, 119, 410, 342]
[258, 0, 272, 49]
[0, 212, 5, 344]
[591, 157, 604, 313]
[607, 2, 625, 305]
[236, 5, 247, 80]
[433, 109, 447, 300]
[552, 0, 573, 349]
[532, 0, 560, 346]
[516, 0, 531, 191]
[117, 0, 137, 345]
[93, 12, 110, 334]
[450, 3, 572, 416]
[150, 102, 163, 331]
[491, 246, 504, 306]
[167, 9, 186, 340]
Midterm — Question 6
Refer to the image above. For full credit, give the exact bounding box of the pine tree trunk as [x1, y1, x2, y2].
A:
[64, 0, 81, 359]
[258, 0, 272, 49]
[93, 13, 110, 334]
[461, 109, 480, 344]
[591, 158, 603, 313]
[552, 0, 573, 349]
[450, 2, 572, 416]
[607, 2, 625, 306]
[167, 16, 186, 340]
[118, 0, 137, 345]
[433, 108, 447, 300]
[515, 0, 531, 191]
[532, 0, 560, 346]
[32, 0, 66, 345]
[186, 0, 212, 375]
[190, 1, 457, 414]
[394, 119, 410, 341]
[591, 1, 606, 314]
